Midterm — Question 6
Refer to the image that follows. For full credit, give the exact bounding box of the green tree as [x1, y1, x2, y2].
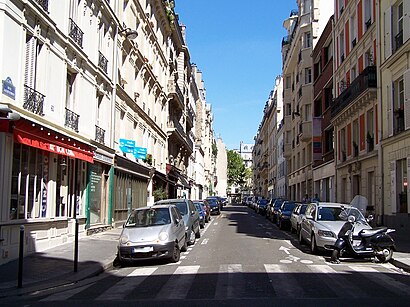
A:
[227, 150, 247, 187]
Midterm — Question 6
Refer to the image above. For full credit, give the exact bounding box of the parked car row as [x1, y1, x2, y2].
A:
[250, 198, 373, 255]
[117, 197, 218, 266]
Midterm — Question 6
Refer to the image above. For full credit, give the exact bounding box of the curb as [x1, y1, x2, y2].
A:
[390, 258, 410, 273]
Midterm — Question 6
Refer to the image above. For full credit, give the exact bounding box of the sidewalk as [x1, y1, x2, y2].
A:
[0, 226, 409, 299]
[0, 227, 122, 298]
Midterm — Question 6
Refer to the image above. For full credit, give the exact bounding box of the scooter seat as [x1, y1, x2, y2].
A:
[359, 226, 387, 238]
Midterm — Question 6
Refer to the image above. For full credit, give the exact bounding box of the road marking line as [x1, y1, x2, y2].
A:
[156, 266, 200, 299]
[264, 264, 305, 297]
[201, 238, 209, 245]
[96, 267, 158, 300]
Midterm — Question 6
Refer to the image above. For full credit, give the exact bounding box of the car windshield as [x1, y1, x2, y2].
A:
[194, 203, 203, 211]
[317, 207, 345, 221]
[259, 199, 268, 205]
[125, 208, 171, 227]
[283, 203, 296, 211]
[300, 205, 307, 214]
[207, 199, 218, 206]
[174, 202, 188, 215]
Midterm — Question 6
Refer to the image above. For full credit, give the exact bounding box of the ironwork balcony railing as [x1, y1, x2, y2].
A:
[98, 51, 108, 74]
[69, 18, 83, 48]
[331, 66, 376, 117]
[95, 125, 105, 144]
[23, 85, 45, 116]
[35, 0, 48, 12]
[65, 108, 79, 132]
[394, 30, 403, 53]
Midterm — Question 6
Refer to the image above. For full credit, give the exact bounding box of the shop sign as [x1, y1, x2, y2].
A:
[134, 146, 147, 159]
[41, 152, 49, 217]
[2, 77, 16, 100]
[119, 138, 135, 154]
[94, 152, 113, 164]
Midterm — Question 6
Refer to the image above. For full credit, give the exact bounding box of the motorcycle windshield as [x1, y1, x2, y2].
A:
[338, 195, 368, 225]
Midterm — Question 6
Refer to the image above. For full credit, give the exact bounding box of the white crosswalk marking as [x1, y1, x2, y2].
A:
[308, 265, 364, 298]
[264, 264, 305, 297]
[156, 265, 200, 299]
[95, 267, 158, 301]
[349, 265, 410, 296]
[215, 264, 243, 298]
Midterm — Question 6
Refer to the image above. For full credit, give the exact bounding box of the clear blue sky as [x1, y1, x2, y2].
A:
[175, 1, 296, 150]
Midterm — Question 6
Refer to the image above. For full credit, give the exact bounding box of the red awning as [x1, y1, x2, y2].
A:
[13, 120, 94, 163]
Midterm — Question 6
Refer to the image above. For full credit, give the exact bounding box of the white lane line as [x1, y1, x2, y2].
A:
[156, 265, 200, 299]
[213, 222, 218, 225]
[96, 267, 158, 301]
[265, 264, 305, 297]
[215, 264, 243, 298]
[349, 265, 410, 295]
[201, 238, 209, 245]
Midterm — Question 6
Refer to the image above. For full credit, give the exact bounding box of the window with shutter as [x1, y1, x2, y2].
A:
[25, 35, 36, 89]
[403, 0, 410, 43]
[404, 69, 410, 130]
[387, 84, 393, 137]
[384, 7, 392, 59]
[390, 161, 397, 213]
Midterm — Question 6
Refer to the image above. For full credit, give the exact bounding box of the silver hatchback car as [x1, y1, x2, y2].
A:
[117, 205, 187, 265]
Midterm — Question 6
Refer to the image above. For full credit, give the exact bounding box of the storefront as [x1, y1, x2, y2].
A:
[112, 155, 150, 227]
[0, 118, 95, 264]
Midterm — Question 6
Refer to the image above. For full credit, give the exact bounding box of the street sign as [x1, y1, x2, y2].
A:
[119, 138, 135, 154]
[134, 146, 147, 159]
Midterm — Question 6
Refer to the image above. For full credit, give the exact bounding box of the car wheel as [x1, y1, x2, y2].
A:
[181, 235, 188, 252]
[376, 248, 393, 263]
[299, 229, 304, 244]
[170, 243, 180, 263]
[195, 227, 201, 238]
[311, 234, 318, 254]
[188, 229, 196, 245]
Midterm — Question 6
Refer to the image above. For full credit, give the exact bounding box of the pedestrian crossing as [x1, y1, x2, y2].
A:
[39, 262, 410, 302]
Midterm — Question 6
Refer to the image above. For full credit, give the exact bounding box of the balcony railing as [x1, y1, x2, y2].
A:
[69, 18, 83, 48]
[168, 118, 185, 138]
[168, 80, 184, 109]
[23, 85, 45, 116]
[65, 108, 79, 132]
[98, 51, 108, 74]
[95, 125, 105, 144]
[35, 0, 48, 12]
[331, 66, 376, 117]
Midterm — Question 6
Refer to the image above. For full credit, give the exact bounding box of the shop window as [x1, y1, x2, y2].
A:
[10, 144, 48, 220]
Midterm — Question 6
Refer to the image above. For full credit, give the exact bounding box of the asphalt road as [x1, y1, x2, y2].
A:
[5, 204, 410, 306]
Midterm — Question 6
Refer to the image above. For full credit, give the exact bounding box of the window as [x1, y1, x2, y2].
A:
[396, 159, 408, 213]
[66, 71, 77, 110]
[351, 64, 357, 81]
[339, 31, 345, 62]
[393, 2, 404, 52]
[353, 120, 359, 155]
[350, 13, 357, 49]
[286, 76, 291, 89]
[393, 77, 405, 134]
[339, 0, 344, 16]
[364, 0, 372, 30]
[10, 144, 49, 220]
[304, 32, 311, 48]
[340, 127, 346, 161]
[305, 68, 312, 84]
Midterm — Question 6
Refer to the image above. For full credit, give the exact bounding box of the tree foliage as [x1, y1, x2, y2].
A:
[227, 150, 248, 187]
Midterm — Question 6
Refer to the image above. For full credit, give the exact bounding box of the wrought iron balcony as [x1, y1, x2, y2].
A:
[65, 108, 79, 132]
[98, 51, 108, 74]
[95, 125, 105, 144]
[69, 18, 83, 48]
[331, 66, 376, 117]
[23, 85, 45, 116]
[35, 0, 48, 11]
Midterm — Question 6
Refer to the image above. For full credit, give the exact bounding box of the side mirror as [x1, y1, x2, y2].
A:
[366, 215, 374, 222]
[175, 218, 180, 224]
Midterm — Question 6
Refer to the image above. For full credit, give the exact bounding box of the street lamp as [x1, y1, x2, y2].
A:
[118, 28, 138, 40]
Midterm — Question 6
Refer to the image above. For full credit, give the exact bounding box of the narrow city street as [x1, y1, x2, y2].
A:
[4, 204, 410, 306]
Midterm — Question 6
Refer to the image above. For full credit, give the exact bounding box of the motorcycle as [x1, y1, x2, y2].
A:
[328, 195, 396, 263]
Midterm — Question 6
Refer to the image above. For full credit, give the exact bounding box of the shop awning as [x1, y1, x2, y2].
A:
[177, 174, 191, 189]
[13, 120, 94, 163]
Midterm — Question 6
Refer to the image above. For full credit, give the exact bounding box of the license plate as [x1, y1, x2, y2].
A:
[132, 246, 153, 253]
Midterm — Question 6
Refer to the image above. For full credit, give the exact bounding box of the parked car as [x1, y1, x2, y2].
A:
[206, 198, 221, 215]
[154, 198, 201, 245]
[193, 200, 211, 223]
[193, 201, 206, 229]
[277, 201, 299, 230]
[256, 198, 269, 215]
[117, 205, 187, 265]
[290, 203, 308, 234]
[298, 202, 371, 254]
[206, 196, 223, 211]
[270, 198, 285, 223]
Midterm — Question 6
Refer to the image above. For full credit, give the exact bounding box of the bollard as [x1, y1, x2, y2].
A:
[74, 218, 79, 272]
[18, 225, 24, 288]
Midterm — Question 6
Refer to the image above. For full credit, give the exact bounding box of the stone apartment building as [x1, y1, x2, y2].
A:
[0, 0, 216, 265]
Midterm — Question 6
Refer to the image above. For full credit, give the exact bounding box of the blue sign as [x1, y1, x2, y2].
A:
[2, 77, 15, 100]
[119, 138, 135, 154]
[134, 147, 147, 160]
